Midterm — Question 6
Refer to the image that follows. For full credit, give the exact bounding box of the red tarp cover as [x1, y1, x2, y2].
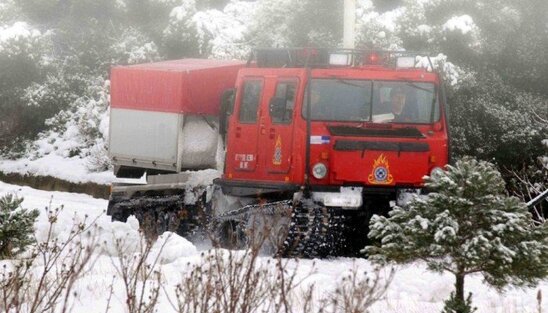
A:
[110, 59, 246, 115]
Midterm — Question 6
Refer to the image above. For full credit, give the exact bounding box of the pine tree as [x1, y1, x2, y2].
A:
[365, 157, 548, 313]
[0, 194, 39, 258]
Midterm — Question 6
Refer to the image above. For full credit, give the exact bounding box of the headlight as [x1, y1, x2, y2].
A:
[312, 163, 328, 179]
[430, 166, 444, 177]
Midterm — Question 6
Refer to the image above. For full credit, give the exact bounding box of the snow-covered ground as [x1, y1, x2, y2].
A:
[0, 154, 115, 185]
[0, 181, 545, 313]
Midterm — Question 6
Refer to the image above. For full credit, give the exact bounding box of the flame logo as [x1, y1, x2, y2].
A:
[368, 154, 394, 185]
[273, 135, 282, 165]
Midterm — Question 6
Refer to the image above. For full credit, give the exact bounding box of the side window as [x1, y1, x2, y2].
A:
[270, 82, 296, 124]
[238, 80, 262, 123]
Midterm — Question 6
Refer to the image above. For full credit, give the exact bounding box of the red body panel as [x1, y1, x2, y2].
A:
[226, 69, 308, 184]
[110, 59, 245, 115]
[307, 123, 448, 187]
[224, 66, 449, 189]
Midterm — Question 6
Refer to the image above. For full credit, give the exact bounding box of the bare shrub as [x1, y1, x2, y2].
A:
[169, 248, 392, 313]
[167, 217, 311, 313]
[86, 142, 111, 172]
[318, 266, 395, 313]
[0, 205, 99, 313]
[0, 197, 393, 313]
[506, 163, 547, 224]
[169, 214, 392, 313]
[169, 248, 308, 313]
[109, 233, 166, 313]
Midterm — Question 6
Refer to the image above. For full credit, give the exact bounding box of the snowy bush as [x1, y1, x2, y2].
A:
[249, 0, 342, 48]
[0, 1, 19, 23]
[111, 28, 161, 65]
[0, 204, 99, 312]
[192, 1, 257, 59]
[449, 73, 547, 166]
[0, 22, 49, 152]
[0, 194, 39, 258]
[440, 14, 481, 51]
[356, 6, 404, 50]
[0, 22, 43, 59]
[23, 71, 84, 109]
[162, 0, 200, 58]
[30, 77, 111, 172]
[247, 0, 296, 48]
[366, 157, 548, 312]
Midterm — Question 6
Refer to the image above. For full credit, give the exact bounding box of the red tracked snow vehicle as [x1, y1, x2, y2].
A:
[107, 49, 450, 257]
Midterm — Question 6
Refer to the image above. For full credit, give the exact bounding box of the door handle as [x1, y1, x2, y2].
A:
[236, 127, 241, 138]
[269, 128, 275, 139]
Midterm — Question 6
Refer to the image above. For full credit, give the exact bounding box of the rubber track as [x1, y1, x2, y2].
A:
[110, 194, 204, 240]
[111, 195, 349, 257]
[213, 199, 348, 258]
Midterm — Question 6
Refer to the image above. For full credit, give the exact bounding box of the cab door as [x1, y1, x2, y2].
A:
[261, 77, 299, 176]
[227, 78, 264, 173]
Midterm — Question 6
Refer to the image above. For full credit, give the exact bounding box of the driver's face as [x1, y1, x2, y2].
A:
[391, 92, 406, 115]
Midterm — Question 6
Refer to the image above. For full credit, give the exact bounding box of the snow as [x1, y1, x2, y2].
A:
[0, 77, 114, 184]
[416, 215, 429, 230]
[0, 21, 41, 45]
[0, 154, 115, 185]
[149, 232, 198, 264]
[0, 21, 43, 58]
[442, 15, 477, 35]
[112, 28, 160, 64]
[416, 53, 472, 87]
[182, 169, 221, 188]
[0, 181, 545, 313]
[416, 24, 432, 36]
[441, 14, 481, 50]
[0, 1, 545, 310]
[170, 0, 196, 21]
[356, 7, 405, 49]
[191, 1, 256, 59]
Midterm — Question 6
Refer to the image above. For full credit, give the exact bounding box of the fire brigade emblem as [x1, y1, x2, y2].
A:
[368, 154, 394, 185]
[273, 135, 282, 165]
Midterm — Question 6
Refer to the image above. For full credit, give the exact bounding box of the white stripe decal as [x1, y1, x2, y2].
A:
[310, 136, 331, 145]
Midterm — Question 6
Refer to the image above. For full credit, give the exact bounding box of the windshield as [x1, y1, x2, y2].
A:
[304, 79, 372, 122]
[303, 79, 439, 124]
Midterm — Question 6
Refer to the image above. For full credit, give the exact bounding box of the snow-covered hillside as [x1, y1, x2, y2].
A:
[0, 182, 545, 313]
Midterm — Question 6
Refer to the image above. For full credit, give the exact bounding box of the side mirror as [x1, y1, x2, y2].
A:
[219, 88, 235, 137]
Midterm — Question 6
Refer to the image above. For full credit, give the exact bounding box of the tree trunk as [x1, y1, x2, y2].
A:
[455, 273, 465, 312]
